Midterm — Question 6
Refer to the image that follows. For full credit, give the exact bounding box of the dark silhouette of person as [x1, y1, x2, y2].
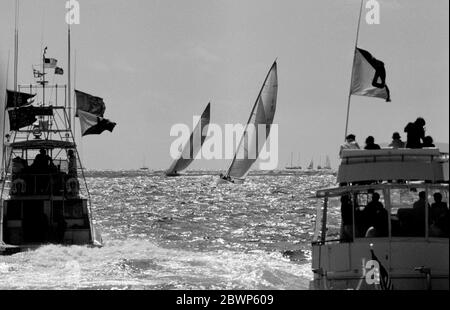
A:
[404, 117, 426, 148]
[32, 148, 51, 172]
[422, 136, 435, 148]
[430, 193, 449, 237]
[412, 191, 429, 236]
[364, 136, 381, 150]
[364, 192, 388, 237]
[31, 148, 52, 193]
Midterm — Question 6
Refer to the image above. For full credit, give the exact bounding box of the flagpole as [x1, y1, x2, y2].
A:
[344, 0, 364, 140]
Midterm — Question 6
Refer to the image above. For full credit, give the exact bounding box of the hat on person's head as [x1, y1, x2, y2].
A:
[392, 132, 401, 139]
[346, 134, 356, 141]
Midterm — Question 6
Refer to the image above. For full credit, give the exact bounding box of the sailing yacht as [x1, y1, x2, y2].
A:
[165, 103, 210, 176]
[218, 61, 278, 184]
[307, 159, 314, 170]
[323, 155, 332, 170]
[285, 152, 302, 170]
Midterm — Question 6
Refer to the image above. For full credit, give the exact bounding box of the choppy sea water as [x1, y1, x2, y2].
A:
[0, 170, 336, 290]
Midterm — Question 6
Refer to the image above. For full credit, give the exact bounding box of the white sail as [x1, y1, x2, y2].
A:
[324, 155, 332, 169]
[307, 159, 314, 170]
[225, 61, 278, 181]
[166, 103, 210, 176]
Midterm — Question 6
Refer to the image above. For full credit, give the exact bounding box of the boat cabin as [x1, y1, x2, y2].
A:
[311, 148, 449, 290]
[1, 139, 93, 246]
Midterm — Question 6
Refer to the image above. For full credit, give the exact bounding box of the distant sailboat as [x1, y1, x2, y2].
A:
[285, 152, 302, 170]
[307, 159, 314, 170]
[140, 155, 149, 171]
[165, 103, 210, 176]
[219, 61, 278, 184]
[323, 155, 332, 170]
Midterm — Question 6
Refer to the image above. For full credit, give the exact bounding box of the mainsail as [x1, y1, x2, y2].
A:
[166, 102, 210, 176]
[324, 155, 332, 169]
[307, 159, 314, 170]
[224, 61, 278, 182]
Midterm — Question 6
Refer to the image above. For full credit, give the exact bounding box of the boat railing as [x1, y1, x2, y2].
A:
[8, 172, 80, 197]
[340, 148, 444, 165]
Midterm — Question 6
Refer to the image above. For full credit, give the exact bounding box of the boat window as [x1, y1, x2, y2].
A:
[390, 188, 427, 237]
[353, 190, 389, 239]
[321, 196, 343, 243]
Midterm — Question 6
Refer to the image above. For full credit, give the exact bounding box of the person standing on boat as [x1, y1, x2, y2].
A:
[32, 148, 52, 193]
[67, 149, 77, 176]
[363, 192, 388, 237]
[364, 136, 381, 150]
[32, 148, 51, 172]
[404, 117, 426, 148]
[339, 134, 360, 157]
[388, 132, 406, 149]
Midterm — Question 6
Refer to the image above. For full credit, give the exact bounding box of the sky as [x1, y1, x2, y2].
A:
[0, 0, 448, 171]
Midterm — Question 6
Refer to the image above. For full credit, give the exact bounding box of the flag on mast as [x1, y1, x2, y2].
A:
[350, 48, 391, 102]
[5, 90, 36, 109]
[75, 89, 117, 136]
[43, 58, 58, 68]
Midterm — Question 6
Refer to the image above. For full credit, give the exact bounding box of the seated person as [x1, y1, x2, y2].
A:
[364, 136, 381, 150]
[422, 136, 435, 148]
[363, 192, 388, 237]
[430, 193, 449, 237]
[365, 208, 388, 237]
[339, 134, 360, 157]
[388, 132, 406, 149]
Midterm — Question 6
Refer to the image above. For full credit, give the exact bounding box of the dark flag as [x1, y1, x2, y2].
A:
[8, 106, 38, 130]
[55, 67, 64, 75]
[75, 89, 106, 117]
[6, 90, 36, 109]
[78, 110, 116, 136]
[351, 48, 391, 102]
[370, 248, 394, 290]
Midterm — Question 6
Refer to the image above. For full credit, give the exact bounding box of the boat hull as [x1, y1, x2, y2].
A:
[311, 238, 449, 290]
[1, 196, 101, 252]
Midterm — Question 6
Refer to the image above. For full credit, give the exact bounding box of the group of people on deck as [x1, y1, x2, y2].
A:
[11, 148, 78, 195]
[340, 190, 449, 241]
[340, 117, 436, 156]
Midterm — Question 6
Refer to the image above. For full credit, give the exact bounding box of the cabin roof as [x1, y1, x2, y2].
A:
[337, 148, 448, 184]
[7, 139, 75, 150]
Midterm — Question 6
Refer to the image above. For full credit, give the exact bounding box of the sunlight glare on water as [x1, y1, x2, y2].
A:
[0, 170, 336, 289]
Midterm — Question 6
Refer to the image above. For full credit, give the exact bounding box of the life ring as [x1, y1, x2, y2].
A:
[66, 178, 79, 195]
[10, 178, 26, 195]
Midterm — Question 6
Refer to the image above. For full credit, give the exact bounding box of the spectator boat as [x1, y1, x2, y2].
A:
[310, 148, 449, 290]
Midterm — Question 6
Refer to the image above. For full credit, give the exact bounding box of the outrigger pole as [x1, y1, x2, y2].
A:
[68, 23, 72, 131]
[2, 0, 20, 247]
[344, 0, 364, 140]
